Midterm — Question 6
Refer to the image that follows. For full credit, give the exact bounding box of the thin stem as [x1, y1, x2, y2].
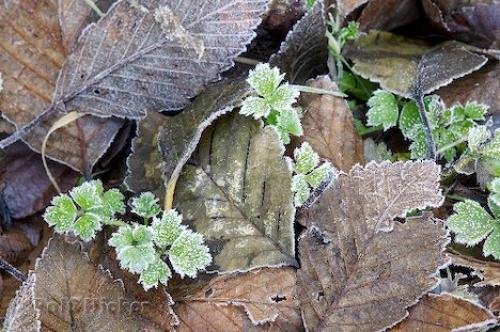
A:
[102, 219, 127, 227]
[290, 84, 346, 97]
[83, 0, 104, 16]
[416, 95, 437, 160]
[437, 136, 468, 155]
[0, 257, 26, 282]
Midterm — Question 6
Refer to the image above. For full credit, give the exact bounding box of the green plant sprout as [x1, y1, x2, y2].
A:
[43, 181, 211, 290]
[240, 63, 303, 144]
[291, 142, 334, 207]
[447, 178, 500, 260]
[365, 90, 488, 162]
[326, 12, 359, 79]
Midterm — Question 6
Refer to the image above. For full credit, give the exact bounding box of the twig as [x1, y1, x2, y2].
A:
[83, 0, 104, 17]
[0, 257, 26, 282]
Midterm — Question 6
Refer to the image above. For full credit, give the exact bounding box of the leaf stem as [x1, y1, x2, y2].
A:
[437, 136, 468, 155]
[0, 257, 26, 282]
[83, 0, 104, 16]
[102, 219, 127, 227]
[164, 178, 178, 211]
[416, 94, 437, 160]
[290, 84, 346, 97]
[234, 56, 260, 66]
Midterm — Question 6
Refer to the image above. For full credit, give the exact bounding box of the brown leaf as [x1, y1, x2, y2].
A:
[358, 0, 420, 32]
[0, 141, 78, 219]
[58, 0, 116, 52]
[438, 62, 500, 115]
[3, 236, 169, 331]
[297, 161, 448, 332]
[0, 229, 32, 265]
[450, 252, 500, 287]
[338, 0, 370, 15]
[298, 75, 363, 171]
[391, 294, 496, 332]
[174, 268, 302, 332]
[0, 0, 124, 172]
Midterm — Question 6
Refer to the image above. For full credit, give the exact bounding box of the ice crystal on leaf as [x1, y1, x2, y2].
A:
[169, 230, 212, 279]
[130, 192, 161, 219]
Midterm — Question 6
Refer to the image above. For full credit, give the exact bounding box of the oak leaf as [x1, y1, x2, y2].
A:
[297, 161, 448, 332]
[174, 113, 296, 272]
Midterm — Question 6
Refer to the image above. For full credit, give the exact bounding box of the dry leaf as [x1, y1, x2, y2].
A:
[270, 0, 327, 84]
[3, 236, 168, 331]
[344, 30, 488, 99]
[338, 0, 370, 15]
[0, 229, 32, 265]
[174, 113, 296, 272]
[298, 75, 363, 171]
[0, 141, 78, 219]
[358, 0, 420, 32]
[297, 161, 448, 332]
[391, 294, 496, 332]
[126, 78, 251, 197]
[0, 0, 124, 172]
[450, 252, 500, 287]
[58, 0, 116, 52]
[174, 268, 302, 331]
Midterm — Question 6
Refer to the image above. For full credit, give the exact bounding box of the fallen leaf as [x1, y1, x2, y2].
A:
[0, 141, 79, 219]
[391, 293, 496, 332]
[450, 252, 500, 287]
[344, 30, 488, 99]
[58, 0, 116, 52]
[174, 268, 302, 331]
[3, 236, 169, 331]
[298, 75, 363, 171]
[358, 0, 420, 32]
[0, 0, 124, 172]
[338, 0, 370, 15]
[270, 0, 328, 84]
[438, 62, 500, 115]
[297, 161, 448, 331]
[126, 79, 251, 197]
[174, 113, 297, 272]
[0, 229, 32, 265]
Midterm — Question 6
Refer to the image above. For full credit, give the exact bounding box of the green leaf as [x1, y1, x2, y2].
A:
[247, 63, 283, 99]
[101, 189, 125, 217]
[169, 230, 211, 279]
[367, 90, 399, 130]
[139, 256, 172, 290]
[73, 213, 102, 241]
[109, 225, 156, 274]
[152, 209, 186, 249]
[468, 126, 490, 153]
[130, 192, 161, 219]
[409, 130, 428, 160]
[70, 180, 103, 210]
[267, 84, 299, 111]
[454, 101, 488, 121]
[240, 96, 272, 119]
[447, 200, 496, 245]
[274, 107, 303, 144]
[294, 142, 319, 174]
[399, 101, 421, 139]
[338, 71, 376, 101]
[305, 163, 332, 188]
[292, 174, 311, 207]
[483, 226, 500, 260]
[43, 195, 78, 233]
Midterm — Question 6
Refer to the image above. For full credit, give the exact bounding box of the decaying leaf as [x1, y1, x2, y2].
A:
[358, 0, 420, 32]
[58, 0, 116, 52]
[297, 161, 448, 332]
[344, 30, 488, 99]
[3, 236, 168, 331]
[0, 229, 32, 265]
[391, 293, 496, 332]
[0, 142, 78, 219]
[298, 75, 363, 171]
[174, 113, 296, 272]
[450, 252, 500, 287]
[0, 0, 124, 172]
[270, 0, 327, 84]
[338, 0, 370, 15]
[174, 268, 302, 331]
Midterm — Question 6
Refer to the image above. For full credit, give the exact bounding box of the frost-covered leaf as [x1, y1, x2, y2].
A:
[0, 0, 123, 171]
[294, 143, 319, 175]
[363, 138, 392, 162]
[101, 188, 126, 217]
[247, 63, 284, 99]
[451, 253, 500, 287]
[298, 161, 448, 332]
[169, 230, 212, 279]
[345, 31, 488, 98]
[174, 113, 296, 272]
[109, 224, 156, 273]
[130, 192, 161, 219]
[490, 178, 500, 210]
[298, 76, 364, 171]
[43, 195, 78, 233]
[3, 236, 163, 331]
[270, 0, 327, 84]
[367, 90, 399, 130]
[152, 209, 186, 249]
[173, 268, 302, 331]
[126, 79, 251, 197]
[468, 125, 491, 152]
[292, 174, 311, 208]
[447, 200, 497, 246]
[273, 107, 303, 144]
[390, 294, 496, 331]
[139, 256, 172, 290]
[73, 213, 102, 241]
[399, 101, 421, 139]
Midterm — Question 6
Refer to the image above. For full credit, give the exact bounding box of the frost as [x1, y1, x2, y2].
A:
[367, 90, 399, 130]
[130, 192, 161, 219]
[169, 230, 212, 278]
[152, 210, 186, 249]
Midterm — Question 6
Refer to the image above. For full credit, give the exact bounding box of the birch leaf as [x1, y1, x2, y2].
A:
[3, 236, 165, 331]
[298, 76, 364, 171]
[125, 79, 251, 197]
[297, 161, 448, 332]
[391, 294, 496, 332]
[0, 0, 123, 172]
[344, 30, 488, 98]
[174, 268, 302, 331]
[50, 0, 266, 121]
[269, 0, 327, 84]
[174, 113, 296, 272]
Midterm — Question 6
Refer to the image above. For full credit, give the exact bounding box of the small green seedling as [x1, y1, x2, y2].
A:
[240, 63, 303, 144]
[291, 142, 334, 207]
[447, 178, 500, 260]
[44, 181, 211, 290]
